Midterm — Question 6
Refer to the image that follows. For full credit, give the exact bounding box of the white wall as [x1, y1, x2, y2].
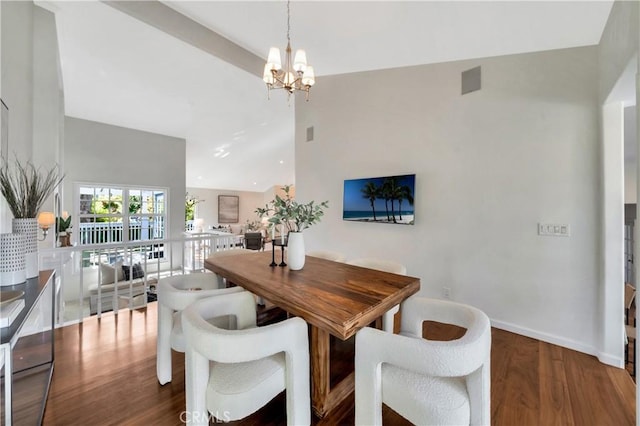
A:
[601, 102, 625, 365]
[598, 0, 639, 366]
[598, 0, 639, 103]
[186, 187, 266, 230]
[624, 106, 637, 203]
[296, 46, 601, 356]
[0, 1, 33, 164]
[64, 117, 186, 242]
[0, 2, 64, 236]
[32, 5, 64, 248]
[0, 0, 34, 233]
[261, 184, 295, 209]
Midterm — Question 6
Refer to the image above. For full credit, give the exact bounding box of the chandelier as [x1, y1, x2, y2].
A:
[263, 0, 315, 101]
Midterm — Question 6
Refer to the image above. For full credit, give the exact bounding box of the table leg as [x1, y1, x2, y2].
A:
[311, 326, 330, 417]
[311, 326, 355, 418]
[374, 317, 383, 330]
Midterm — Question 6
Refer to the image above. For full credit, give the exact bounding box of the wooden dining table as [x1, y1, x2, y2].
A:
[204, 251, 421, 418]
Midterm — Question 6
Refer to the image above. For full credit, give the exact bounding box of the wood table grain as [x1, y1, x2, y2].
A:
[204, 251, 420, 418]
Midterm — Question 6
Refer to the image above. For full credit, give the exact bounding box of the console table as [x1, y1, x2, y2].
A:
[1, 270, 55, 425]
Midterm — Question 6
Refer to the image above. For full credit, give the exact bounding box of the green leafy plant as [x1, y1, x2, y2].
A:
[0, 157, 64, 218]
[56, 215, 72, 233]
[245, 219, 262, 231]
[255, 185, 328, 233]
[185, 193, 204, 221]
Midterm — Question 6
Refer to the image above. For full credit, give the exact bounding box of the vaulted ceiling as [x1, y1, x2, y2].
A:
[47, 1, 613, 192]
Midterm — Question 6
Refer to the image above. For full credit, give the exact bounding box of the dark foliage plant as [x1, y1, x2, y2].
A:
[0, 158, 63, 218]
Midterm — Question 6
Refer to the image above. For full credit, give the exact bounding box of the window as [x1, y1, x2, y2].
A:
[77, 185, 167, 245]
[185, 192, 203, 231]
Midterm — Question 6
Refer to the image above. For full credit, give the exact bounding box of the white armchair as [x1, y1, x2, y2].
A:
[204, 249, 266, 304]
[346, 258, 407, 333]
[156, 273, 245, 385]
[355, 296, 491, 426]
[307, 250, 347, 263]
[182, 291, 311, 426]
[204, 248, 255, 285]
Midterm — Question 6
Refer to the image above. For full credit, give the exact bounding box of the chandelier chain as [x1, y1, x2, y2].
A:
[286, 0, 291, 43]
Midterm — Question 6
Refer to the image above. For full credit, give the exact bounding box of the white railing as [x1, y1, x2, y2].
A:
[39, 232, 245, 327]
[183, 231, 245, 272]
[77, 218, 165, 245]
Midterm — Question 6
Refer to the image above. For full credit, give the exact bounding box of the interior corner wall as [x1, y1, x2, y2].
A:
[33, 5, 64, 248]
[598, 0, 639, 102]
[32, 5, 61, 170]
[601, 102, 625, 366]
[186, 187, 265, 230]
[64, 117, 186, 244]
[0, 0, 35, 233]
[0, 0, 33, 163]
[296, 46, 601, 356]
[261, 185, 295, 208]
[624, 106, 637, 203]
[0, 2, 63, 236]
[598, 0, 640, 367]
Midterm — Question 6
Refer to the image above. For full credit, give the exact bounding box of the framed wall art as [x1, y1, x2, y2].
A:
[343, 174, 415, 225]
[218, 195, 239, 223]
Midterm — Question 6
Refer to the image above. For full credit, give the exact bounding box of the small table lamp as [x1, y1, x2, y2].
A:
[37, 211, 55, 240]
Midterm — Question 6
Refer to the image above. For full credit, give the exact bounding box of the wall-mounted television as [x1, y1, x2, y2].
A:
[343, 174, 415, 225]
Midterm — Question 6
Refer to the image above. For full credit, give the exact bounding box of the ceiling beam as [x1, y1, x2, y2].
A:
[102, 0, 263, 78]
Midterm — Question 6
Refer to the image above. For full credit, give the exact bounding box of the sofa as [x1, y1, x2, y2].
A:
[89, 261, 147, 314]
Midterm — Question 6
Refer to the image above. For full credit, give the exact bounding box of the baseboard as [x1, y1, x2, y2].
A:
[490, 318, 624, 368]
[596, 351, 625, 368]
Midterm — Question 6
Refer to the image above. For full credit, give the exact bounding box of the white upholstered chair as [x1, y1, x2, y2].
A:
[182, 291, 311, 426]
[204, 248, 255, 285]
[307, 250, 347, 263]
[156, 273, 245, 385]
[355, 296, 491, 426]
[346, 258, 407, 333]
[204, 248, 266, 304]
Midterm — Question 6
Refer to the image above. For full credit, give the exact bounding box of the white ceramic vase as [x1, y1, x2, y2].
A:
[287, 232, 306, 271]
[12, 218, 38, 278]
[0, 233, 26, 286]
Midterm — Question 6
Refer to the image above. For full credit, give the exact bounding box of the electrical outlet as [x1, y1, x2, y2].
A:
[442, 287, 451, 299]
[538, 223, 570, 237]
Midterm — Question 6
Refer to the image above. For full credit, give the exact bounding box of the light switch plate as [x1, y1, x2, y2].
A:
[538, 223, 570, 237]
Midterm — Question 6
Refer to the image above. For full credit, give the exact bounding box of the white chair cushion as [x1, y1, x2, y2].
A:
[382, 364, 470, 425]
[206, 352, 286, 421]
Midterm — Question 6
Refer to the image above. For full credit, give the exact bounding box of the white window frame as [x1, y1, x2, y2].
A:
[75, 183, 169, 246]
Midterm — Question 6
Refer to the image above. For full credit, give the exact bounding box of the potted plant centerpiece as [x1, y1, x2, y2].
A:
[256, 185, 328, 270]
[56, 214, 72, 247]
[0, 158, 63, 277]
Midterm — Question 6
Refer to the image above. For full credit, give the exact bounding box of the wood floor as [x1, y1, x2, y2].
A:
[42, 302, 635, 426]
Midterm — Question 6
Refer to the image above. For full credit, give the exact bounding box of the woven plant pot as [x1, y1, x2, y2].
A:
[0, 233, 26, 286]
[12, 218, 38, 278]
